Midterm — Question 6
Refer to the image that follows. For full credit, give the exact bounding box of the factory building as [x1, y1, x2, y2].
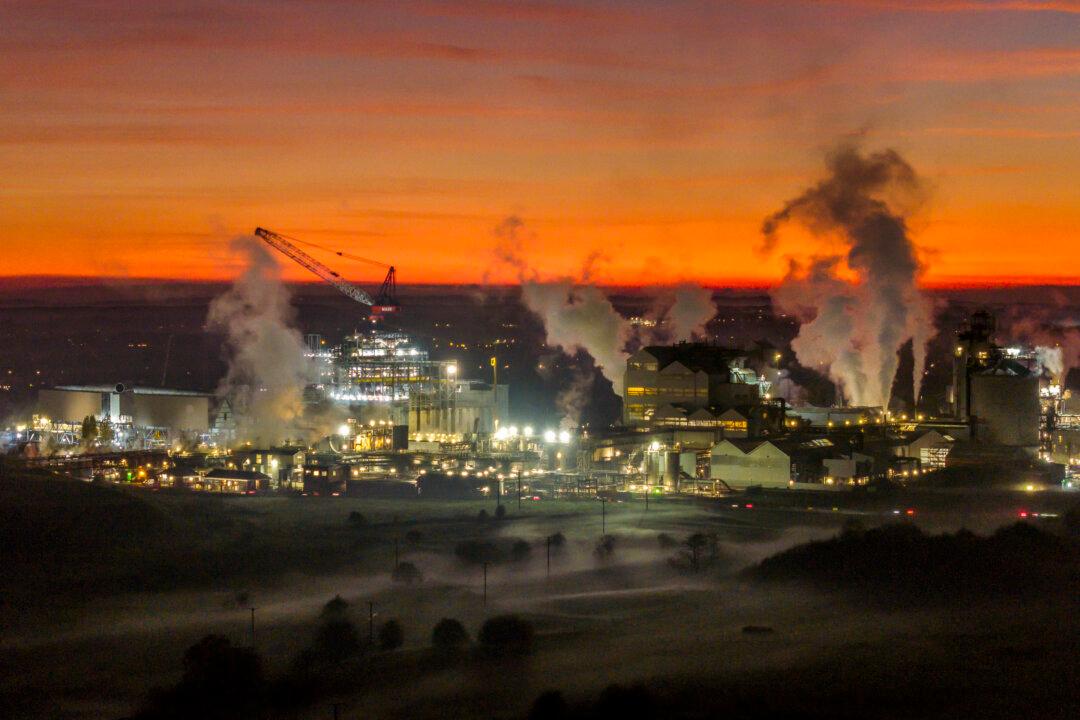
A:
[892, 429, 955, 470]
[709, 435, 879, 490]
[230, 447, 306, 490]
[949, 310, 1041, 450]
[710, 439, 792, 489]
[409, 380, 508, 440]
[1048, 427, 1080, 472]
[623, 343, 772, 426]
[37, 384, 211, 433]
[311, 328, 507, 444]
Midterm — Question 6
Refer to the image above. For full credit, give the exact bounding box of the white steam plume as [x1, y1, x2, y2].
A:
[487, 216, 633, 397]
[206, 236, 310, 444]
[555, 368, 596, 425]
[763, 143, 934, 409]
[521, 281, 631, 395]
[662, 284, 715, 342]
[1009, 314, 1080, 385]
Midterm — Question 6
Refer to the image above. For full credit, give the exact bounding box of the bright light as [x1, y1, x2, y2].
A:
[494, 427, 510, 441]
[543, 429, 557, 443]
[338, 424, 351, 437]
[558, 430, 571, 444]
[649, 441, 660, 452]
[523, 426, 534, 438]
[508, 425, 519, 438]
[447, 364, 458, 376]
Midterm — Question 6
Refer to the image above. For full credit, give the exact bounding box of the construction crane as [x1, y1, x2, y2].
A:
[254, 227, 398, 316]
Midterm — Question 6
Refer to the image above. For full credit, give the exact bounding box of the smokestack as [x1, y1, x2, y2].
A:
[764, 143, 934, 409]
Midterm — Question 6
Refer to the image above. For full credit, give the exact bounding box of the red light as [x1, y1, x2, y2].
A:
[905, 508, 915, 516]
[1019, 510, 1029, 518]
[745, 503, 754, 509]
[532, 496, 540, 501]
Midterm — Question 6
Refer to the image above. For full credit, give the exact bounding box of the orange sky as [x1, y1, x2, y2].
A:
[2, 1, 1078, 287]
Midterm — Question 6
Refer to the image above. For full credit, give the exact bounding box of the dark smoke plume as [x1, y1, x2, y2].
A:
[764, 143, 934, 408]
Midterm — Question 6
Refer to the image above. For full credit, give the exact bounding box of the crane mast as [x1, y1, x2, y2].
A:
[254, 227, 375, 306]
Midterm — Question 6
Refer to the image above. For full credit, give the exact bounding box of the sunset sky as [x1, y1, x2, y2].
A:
[2, 1, 1078, 287]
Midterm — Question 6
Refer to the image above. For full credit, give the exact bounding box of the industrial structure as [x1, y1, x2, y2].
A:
[949, 310, 1041, 450]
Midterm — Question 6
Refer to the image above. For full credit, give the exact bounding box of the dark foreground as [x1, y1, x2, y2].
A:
[1, 474, 1078, 719]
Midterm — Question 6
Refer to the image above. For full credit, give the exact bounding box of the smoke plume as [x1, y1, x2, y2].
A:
[489, 214, 537, 283]
[764, 143, 934, 409]
[522, 281, 631, 394]
[661, 284, 715, 342]
[206, 236, 310, 444]
[487, 216, 633, 397]
[555, 368, 596, 425]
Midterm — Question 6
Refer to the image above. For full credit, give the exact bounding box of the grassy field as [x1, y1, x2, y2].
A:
[1, 473, 1077, 719]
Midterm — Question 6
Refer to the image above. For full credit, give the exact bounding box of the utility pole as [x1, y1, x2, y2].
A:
[517, 470, 522, 511]
[249, 607, 256, 649]
[483, 561, 489, 606]
[601, 498, 607, 535]
[546, 535, 551, 580]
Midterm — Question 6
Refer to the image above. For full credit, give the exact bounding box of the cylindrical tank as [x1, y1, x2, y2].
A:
[970, 372, 1040, 447]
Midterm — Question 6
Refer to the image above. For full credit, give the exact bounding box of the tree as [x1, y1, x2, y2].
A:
[392, 561, 423, 584]
[510, 539, 532, 562]
[321, 595, 349, 620]
[80, 415, 98, 446]
[431, 618, 469, 653]
[494, 504, 507, 520]
[529, 690, 569, 720]
[455, 539, 502, 565]
[347, 511, 366, 527]
[173, 634, 263, 716]
[98, 419, 115, 448]
[378, 619, 404, 651]
[313, 619, 361, 663]
[594, 534, 616, 560]
[478, 614, 534, 657]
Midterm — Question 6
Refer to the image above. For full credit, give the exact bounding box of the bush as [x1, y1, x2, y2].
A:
[455, 539, 503, 565]
[510, 539, 532, 562]
[348, 510, 366, 526]
[392, 561, 423, 584]
[378, 619, 404, 651]
[478, 614, 534, 657]
[495, 504, 507, 520]
[477, 508, 490, 522]
[431, 617, 469, 653]
[548, 532, 566, 550]
[594, 534, 616, 560]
